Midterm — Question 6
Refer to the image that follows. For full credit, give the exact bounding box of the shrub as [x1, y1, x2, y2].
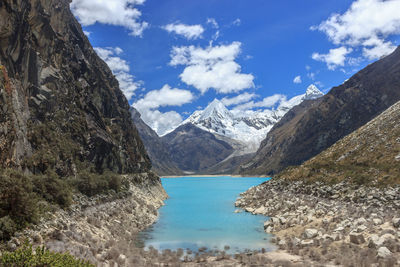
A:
[72, 171, 126, 197]
[0, 169, 39, 226]
[32, 171, 72, 208]
[0, 242, 94, 267]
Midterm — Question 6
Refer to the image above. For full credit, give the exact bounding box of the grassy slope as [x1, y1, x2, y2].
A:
[277, 100, 400, 185]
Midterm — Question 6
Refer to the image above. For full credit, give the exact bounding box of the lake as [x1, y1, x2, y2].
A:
[140, 176, 275, 254]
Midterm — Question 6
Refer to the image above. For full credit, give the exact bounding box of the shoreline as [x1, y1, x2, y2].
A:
[162, 174, 270, 178]
[236, 178, 400, 265]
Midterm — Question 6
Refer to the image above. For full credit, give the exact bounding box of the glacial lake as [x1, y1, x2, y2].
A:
[140, 176, 274, 254]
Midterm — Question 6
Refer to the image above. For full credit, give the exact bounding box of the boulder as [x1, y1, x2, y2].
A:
[377, 247, 392, 258]
[304, 228, 318, 239]
[368, 235, 384, 248]
[349, 232, 365, 244]
[392, 218, 400, 228]
[372, 218, 382, 225]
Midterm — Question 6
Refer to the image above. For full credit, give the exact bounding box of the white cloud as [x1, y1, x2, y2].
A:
[293, 75, 302, 84]
[140, 109, 183, 136]
[312, 47, 353, 70]
[94, 47, 140, 100]
[83, 30, 91, 36]
[70, 0, 148, 36]
[163, 23, 204, 40]
[170, 42, 255, 94]
[207, 18, 219, 29]
[133, 84, 194, 110]
[233, 94, 286, 110]
[232, 18, 241, 26]
[132, 84, 194, 136]
[312, 0, 400, 66]
[221, 92, 257, 106]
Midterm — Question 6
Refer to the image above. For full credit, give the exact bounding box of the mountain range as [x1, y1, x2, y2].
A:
[134, 85, 324, 174]
[241, 46, 400, 176]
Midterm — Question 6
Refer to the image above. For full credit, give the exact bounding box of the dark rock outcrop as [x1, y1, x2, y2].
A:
[241, 46, 400, 175]
[0, 0, 151, 176]
[162, 123, 234, 172]
[130, 108, 182, 176]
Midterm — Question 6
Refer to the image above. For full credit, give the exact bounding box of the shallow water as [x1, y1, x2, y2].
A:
[140, 176, 274, 253]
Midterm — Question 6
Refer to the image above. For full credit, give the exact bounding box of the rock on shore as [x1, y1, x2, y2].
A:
[236, 179, 400, 266]
[9, 173, 167, 266]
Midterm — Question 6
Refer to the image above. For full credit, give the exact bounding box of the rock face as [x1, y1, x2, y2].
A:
[241, 47, 400, 175]
[162, 123, 234, 172]
[130, 108, 182, 176]
[0, 0, 150, 176]
[276, 99, 400, 184]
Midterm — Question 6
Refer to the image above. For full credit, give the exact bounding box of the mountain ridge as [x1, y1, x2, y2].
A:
[241, 46, 400, 175]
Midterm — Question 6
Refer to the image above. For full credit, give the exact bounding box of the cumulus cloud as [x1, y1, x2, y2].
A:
[134, 84, 194, 110]
[163, 23, 204, 40]
[312, 0, 400, 68]
[221, 92, 257, 106]
[132, 85, 194, 135]
[233, 94, 286, 111]
[139, 109, 183, 136]
[312, 47, 353, 70]
[170, 42, 255, 94]
[293, 75, 302, 84]
[94, 47, 140, 100]
[70, 0, 148, 36]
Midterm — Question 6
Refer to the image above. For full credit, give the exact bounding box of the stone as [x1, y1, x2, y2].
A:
[372, 218, 382, 225]
[265, 226, 274, 233]
[117, 254, 127, 265]
[349, 232, 365, 244]
[356, 225, 367, 233]
[392, 218, 400, 228]
[377, 247, 392, 258]
[304, 228, 318, 239]
[368, 235, 384, 248]
[234, 209, 241, 213]
[354, 217, 367, 225]
[300, 240, 314, 246]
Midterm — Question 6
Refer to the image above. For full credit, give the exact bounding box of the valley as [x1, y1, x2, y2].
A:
[0, 0, 400, 266]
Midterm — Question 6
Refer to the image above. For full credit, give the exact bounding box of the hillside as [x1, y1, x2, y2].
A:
[130, 108, 182, 176]
[241, 46, 400, 175]
[0, 0, 150, 176]
[277, 100, 400, 185]
[162, 123, 234, 172]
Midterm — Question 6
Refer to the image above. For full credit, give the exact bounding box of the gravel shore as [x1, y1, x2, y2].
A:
[235, 179, 400, 266]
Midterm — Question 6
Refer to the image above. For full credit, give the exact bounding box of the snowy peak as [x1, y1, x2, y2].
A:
[304, 84, 324, 100]
[200, 99, 233, 121]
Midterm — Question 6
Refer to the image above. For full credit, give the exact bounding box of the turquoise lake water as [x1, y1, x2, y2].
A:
[140, 176, 274, 253]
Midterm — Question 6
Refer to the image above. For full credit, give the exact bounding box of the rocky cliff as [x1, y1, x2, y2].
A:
[241, 46, 400, 175]
[0, 0, 151, 176]
[130, 108, 182, 176]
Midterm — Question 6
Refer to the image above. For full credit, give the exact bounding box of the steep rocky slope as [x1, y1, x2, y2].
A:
[0, 0, 150, 176]
[241, 46, 400, 175]
[276, 99, 400, 184]
[162, 123, 234, 172]
[130, 108, 182, 176]
[0, 1, 168, 264]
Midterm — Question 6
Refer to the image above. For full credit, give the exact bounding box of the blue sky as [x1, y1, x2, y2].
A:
[70, 0, 400, 135]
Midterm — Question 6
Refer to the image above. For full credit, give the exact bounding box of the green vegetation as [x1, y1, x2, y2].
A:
[0, 242, 93, 267]
[0, 168, 129, 242]
[71, 170, 129, 197]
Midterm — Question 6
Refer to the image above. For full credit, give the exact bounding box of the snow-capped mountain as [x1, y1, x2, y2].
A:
[178, 84, 324, 152]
